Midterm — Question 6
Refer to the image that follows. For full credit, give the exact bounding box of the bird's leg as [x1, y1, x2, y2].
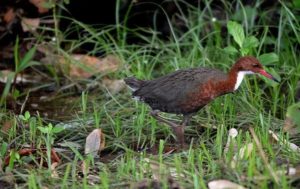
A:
[174, 114, 192, 147]
[150, 110, 191, 148]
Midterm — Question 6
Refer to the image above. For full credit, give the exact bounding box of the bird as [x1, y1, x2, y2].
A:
[124, 56, 278, 147]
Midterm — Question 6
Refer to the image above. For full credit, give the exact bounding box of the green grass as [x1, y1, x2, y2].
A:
[1, 1, 300, 188]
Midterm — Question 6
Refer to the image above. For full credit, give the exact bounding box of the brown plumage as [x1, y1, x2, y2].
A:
[125, 56, 278, 147]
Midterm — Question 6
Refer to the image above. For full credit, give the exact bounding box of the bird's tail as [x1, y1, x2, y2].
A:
[124, 77, 144, 92]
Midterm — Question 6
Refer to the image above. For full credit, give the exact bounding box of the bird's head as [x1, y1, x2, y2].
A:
[233, 56, 279, 82]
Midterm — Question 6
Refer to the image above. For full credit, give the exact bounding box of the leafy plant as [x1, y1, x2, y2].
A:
[38, 123, 64, 168]
[19, 111, 31, 122]
[225, 21, 279, 64]
[38, 123, 65, 145]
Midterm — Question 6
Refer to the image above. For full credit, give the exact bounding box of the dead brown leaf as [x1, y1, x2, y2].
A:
[208, 180, 246, 189]
[64, 54, 121, 79]
[29, 0, 49, 14]
[84, 129, 105, 157]
[3, 8, 16, 23]
[21, 17, 40, 32]
[102, 78, 126, 94]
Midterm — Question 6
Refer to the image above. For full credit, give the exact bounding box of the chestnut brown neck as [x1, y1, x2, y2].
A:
[227, 66, 239, 91]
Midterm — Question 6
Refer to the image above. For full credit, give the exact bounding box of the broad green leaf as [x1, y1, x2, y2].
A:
[258, 53, 279, 65]
[38, 126, 49, 134]
[241, 36, 259, 55]
[242, 36, 259, 49]
[223, 46, 239, 55]
[227, 21, 245, 48]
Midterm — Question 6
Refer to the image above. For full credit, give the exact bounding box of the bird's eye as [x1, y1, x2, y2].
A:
[252, 64, 260, 68]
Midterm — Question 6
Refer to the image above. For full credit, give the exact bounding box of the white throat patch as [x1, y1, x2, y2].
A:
[234, 71, 254, 90]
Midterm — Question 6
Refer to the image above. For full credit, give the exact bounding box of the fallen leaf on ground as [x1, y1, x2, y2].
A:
[63, 54, 121, 79]
[102, 78, 126, 94]
[21, 18, 40, 32]
[3, 8, 16, 23]
[208, 180, 246, 189]
[29, 0, 50, 14]
[269, 130, 300, 153]
[84, 129, 105, 157]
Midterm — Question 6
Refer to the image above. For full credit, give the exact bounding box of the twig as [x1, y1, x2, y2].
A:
[249, 127, 279, 184]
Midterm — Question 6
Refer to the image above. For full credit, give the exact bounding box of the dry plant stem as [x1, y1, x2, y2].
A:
[249, 127, 279, 184]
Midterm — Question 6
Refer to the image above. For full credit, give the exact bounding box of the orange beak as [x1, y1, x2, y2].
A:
[259, 69, 279, 82]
